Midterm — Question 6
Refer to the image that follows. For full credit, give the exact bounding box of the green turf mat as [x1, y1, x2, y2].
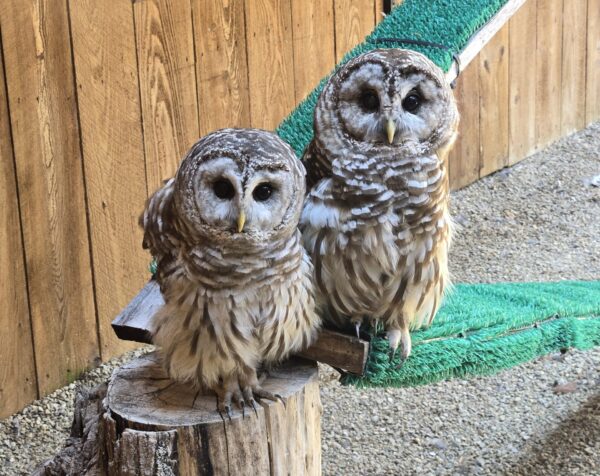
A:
[341, 281, 600, 388]
[270, 2, 600, 387]
[276, 0, 510, 156]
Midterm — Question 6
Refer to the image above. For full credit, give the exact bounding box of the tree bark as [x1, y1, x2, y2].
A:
[35, 352, 322, 475]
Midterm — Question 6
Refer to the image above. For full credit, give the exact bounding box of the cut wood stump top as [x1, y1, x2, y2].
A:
[108, 352, 318, 428]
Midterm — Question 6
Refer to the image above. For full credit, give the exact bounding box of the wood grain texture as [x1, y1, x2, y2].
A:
[103, 353, 320, 475]
[245, 0, 295, 129]
[586, 0, 600, 125]
[479, 23, 509, 177]
[535, 0, 563, 149]
[192, 0, 250, 135]
[448, 58, 481, 190]
[38, 358, 321, 475]
[297, 329, 369, 375]
[70, 0, 147, 360]
[1, 0, 98, 395]
[334, 0, 376, 62]
[560, 0, 588, 135]
[291, 0, 335, 102]
[0, 31, 38, 417]
[134, 0, 200, 192]
[508, 0, 538, 164]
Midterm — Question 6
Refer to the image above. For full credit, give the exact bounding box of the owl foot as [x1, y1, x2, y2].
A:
[387, 328, 412, 365]
[214, 375, 245, 419]
[252, 386, 286, 409]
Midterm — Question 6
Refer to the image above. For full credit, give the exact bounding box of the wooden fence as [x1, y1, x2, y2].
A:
[0, 0, 598, 418]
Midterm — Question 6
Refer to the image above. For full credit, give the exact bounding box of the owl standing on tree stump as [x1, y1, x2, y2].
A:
[140, 129, 319, 416]
[301, 49, 459, 361]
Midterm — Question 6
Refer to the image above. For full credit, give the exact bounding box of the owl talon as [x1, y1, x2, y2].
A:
[249, 398, 259, 417]
[254, 388, 286, 409]
[355, 322, 361, 338]
[389, 347, 397, 363]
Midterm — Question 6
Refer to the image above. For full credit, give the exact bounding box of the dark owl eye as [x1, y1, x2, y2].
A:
[212, 179, 235, 200]
[359, 90, 379, 112]
[402, 91, 422, 112]
[253, 182, 274, 202]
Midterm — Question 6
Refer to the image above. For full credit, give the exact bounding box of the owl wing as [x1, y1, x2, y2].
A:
[139, 178, 183, 283]
[301, 139, 332, 190]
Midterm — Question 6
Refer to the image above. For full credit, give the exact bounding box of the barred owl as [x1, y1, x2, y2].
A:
[301, 49, 459, 361]
[141, 129, 319, 415]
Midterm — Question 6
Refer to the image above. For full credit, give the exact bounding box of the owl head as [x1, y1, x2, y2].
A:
[315, 49, 458, 156]
[174, 129, 305, 245]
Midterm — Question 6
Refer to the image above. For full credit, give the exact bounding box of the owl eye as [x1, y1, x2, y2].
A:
[253, 182, 274, 202]
[212, 179, 235, 200]
[402, 91, 422, 112]
[359, 90, 379, 112]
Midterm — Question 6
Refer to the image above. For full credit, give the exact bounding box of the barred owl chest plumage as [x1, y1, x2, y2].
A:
[301, 49, 458, 360]
[141, 129, 320, 414]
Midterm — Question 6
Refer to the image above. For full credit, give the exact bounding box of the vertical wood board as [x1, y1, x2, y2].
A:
[192, 0, 250, 135]
[291, 1, 336, 103]
[1, 0, 98, 395]
[134, 0, 200, 192]
[508, 0, 538, 164]
[479, 23, 509, 177]
[0, 29, 38, 418]
[561, 0, 588, 135]
[70, 0, 147, 359]
[245, 0, 295, 129]
[535, 0, 563, 149]
[586, 0, 600, 124]
[448, 58, 481, 190]
[334, 0, 376, 62]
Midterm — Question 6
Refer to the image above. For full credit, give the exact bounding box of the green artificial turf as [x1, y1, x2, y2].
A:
[342, 281, 600, 387]
[276, 0, 511, 156]
[272, 1, 600, 387]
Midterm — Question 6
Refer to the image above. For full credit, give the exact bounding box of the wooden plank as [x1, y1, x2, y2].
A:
[508, 0, 538, 164]
[1, 0, 99, 395]
[192, 0, 250, 135]
[245, 0, 295, 129]
[586, 0, 600, 125]
[112, 281, 370, 375]
[561, 0, 588, 135]
[478, 23, 509, 177]
[291, 0, 335, 103]
[535, 0, 563, 149]
[445, 0, 526, 84]
[448, 58, 480, 190]
[70, 0, 148, 360]
[334, 0, 376, 62]
[134, 0, 200, 192]
[111, 280, 162, 344]
[297, 329, 369, 375]
[0, 29, 38, 417]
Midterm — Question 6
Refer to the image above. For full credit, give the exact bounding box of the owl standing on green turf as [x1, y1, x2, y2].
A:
[301, 49, 459, 361]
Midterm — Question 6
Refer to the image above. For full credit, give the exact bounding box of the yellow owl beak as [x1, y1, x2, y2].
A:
[386, 118, 396, 144]
[237, 210, 246, 233]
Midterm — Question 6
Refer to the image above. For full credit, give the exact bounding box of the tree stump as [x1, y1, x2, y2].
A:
[37, 352, 322, 475]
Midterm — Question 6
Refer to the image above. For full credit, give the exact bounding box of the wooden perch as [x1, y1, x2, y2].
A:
[112, 281, 370, 375]
[35, 353, 322, 475]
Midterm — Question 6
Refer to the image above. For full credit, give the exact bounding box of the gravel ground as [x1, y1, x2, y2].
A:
[1, 123, 599, 475]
